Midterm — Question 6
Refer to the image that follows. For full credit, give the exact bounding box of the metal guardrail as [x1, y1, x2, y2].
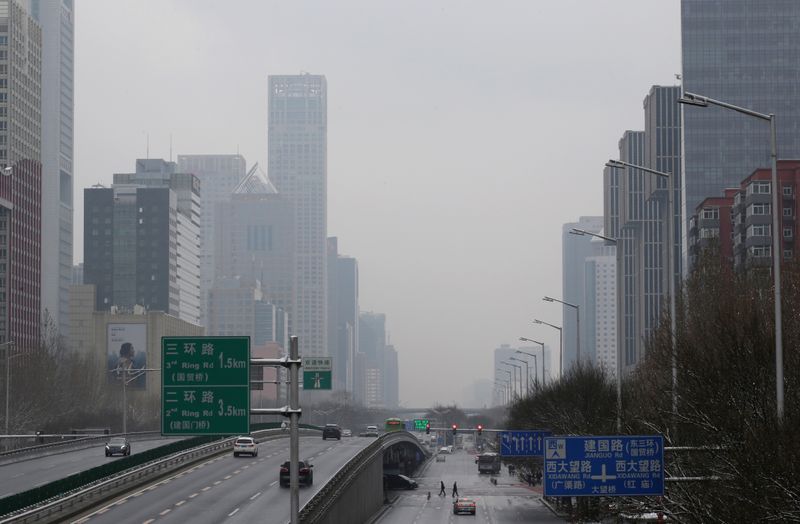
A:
[0, 428, 321, 524]
[0, 431, 163, 465]
[298, 431, 431, 524]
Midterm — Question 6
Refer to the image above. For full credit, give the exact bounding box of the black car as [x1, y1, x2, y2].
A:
[384, 474, 418, 490]
[279, 460, 314, 487]
[322, 424, 341, 440]
[105, 437, 131, 457]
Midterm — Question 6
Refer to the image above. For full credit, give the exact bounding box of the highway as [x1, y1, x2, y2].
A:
[71, 435, 375, 524]
[0, 437, 182, 498]
[376, 445, 563, 523]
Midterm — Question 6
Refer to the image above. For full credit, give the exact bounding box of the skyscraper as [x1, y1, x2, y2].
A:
[327, 237, 359, 394]
[561, 216, 603, 370]
[268, 74, 327, 357]
[681, 0, 800, 267]
[0, 0, 42, 351]
[84, 160, 201, 326]
[31, 0, 73, 338]
[176, 154, 247, 327]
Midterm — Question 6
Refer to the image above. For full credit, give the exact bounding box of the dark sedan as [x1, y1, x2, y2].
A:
[105, 437, 131, 457]
[279, 460, 314, 487]
[384, 474, 418, 490]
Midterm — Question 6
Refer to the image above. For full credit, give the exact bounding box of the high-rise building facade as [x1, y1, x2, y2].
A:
[585, 235, 617, 378]
[214, 171, 295, 323]
[84, 160, 201, 327]
[327, 237, 359, 394]
[31, 0, 73, 338]
[359, 311, 386, 407]
[0, 0, 42, 351]
[681, 0, 800, 268]
[561, 216, 603, 370]
[268, 74, 327, 357]
[384, 344, 399, 409]
[493, 344, 517, 405]
[176, 154, 247, 327]
[113, 160, 202, 325]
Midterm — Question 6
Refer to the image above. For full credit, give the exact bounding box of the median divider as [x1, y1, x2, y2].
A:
[0, 425, 321, 524]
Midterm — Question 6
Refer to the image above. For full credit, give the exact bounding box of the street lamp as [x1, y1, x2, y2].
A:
[607, 159, 678, 430]
[543, 296, 580, 366]
[509, 356, 530, 397]
[533, 318, 562, 380]
[679, 91, 784, 422]
[502, 361, 522, 400]
[497, 368, 513, 400]
[517, 341, 545, 386]
[571, 227, 623, 432]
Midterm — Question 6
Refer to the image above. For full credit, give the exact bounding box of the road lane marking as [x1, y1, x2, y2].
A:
[229, 508, 240, 517]
[269, 480, 278, 487]
[224, 475, 232, 479]
[189, 492, 199, 498]
[250, 491, 262, 500]
[214, 480, 222, 485]
[159, 509, 171, 516]
[175, 500, 186, 506]
[142, 520, 155, 524]
[202, 486, 211, 491]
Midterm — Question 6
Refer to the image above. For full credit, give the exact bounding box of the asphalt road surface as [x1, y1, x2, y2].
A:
[71, 435, 375, 524]
[0, 437, 183, 498]
[375, 446, 563, 524]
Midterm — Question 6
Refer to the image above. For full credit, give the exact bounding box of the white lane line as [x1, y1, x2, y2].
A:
[269, 480, 278, 487]
[224, 475, 232, 480]
[214, 480, 222, 485]
[250, 491, 262, 500]
[202, 486, 211, 491]
[189, 492, 199, 498]
[159, 509, 171, 516]
[72, 518, 89, 524]
[228, 508, 240, 517]
[175, 500, 186, 506]
[97, 508, 109, 515]
[142, 520, 155, 524]
[234, 470, 241, 474]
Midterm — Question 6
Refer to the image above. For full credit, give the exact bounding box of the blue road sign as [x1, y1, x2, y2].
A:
[404, 420, 414, 431]
[543, 435, 664, 497]
[499, 430, 551, 456]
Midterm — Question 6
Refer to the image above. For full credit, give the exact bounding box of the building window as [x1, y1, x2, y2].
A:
[748, 225, 770, 237]
[748, 181, 771, 195]
[784, 227, 793, 239]
[784, 207, 793, 217]
[784, 249, 793, 259]
[783, 186, 794, 197]
[751, 203, 770, 215]
[702, 208, 719, 220]
[749, 246, 772, 257]
[700, 228, 719, 239]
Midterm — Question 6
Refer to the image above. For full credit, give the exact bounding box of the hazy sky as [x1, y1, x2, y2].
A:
[75, 1, 681, 407]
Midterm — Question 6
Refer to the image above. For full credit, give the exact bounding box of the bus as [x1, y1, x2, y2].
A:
[385, 417, 404, 433]
[477, 452, 501, 474]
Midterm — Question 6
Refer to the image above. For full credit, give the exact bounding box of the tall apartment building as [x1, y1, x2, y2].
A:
[84, 160, 201, 326]
[31, 0, 73, 338]
[214, 168, 295, 323]
[688, 189, 738, 267]
[176, 154, 247, 327]
[327, 237, 359, 394]
[0, 0, 42, 351]
[268, 74, 327, 357]
[584, 235, 617, 378]
[681, 0, 800, 268]
[561, 216, 603, 370]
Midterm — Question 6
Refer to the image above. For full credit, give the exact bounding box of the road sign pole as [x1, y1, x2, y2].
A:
[289, 336, 300, 524]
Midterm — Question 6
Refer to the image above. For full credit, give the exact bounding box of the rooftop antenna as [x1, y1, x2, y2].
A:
[169, 133, 173, 162]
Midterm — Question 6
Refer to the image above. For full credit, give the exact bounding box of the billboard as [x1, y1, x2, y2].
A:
[108, 323, 147, 388]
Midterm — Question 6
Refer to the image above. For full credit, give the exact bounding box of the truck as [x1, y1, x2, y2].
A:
[477, 452, 501, 474]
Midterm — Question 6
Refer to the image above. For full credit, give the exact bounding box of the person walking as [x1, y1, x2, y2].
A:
[439, 480, 446, 496]
[452, 481, 459, 498]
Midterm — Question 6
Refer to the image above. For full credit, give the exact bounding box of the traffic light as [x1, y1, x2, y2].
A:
[425, 423, 430, 435]
[452, 423, 458, 435]
[477, 424, 483, 436]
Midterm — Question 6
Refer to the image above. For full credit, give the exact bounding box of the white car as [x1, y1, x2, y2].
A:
[439, 447, 450, 455]
[233, 436, 258, 457]
[365, 425, 379, 437]
[342, 429, 352, 437]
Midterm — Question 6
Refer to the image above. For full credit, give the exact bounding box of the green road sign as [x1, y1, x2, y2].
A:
[162, 337, 250, 436]
[303, 357, 332, 390]
[414, 419, 430, 431]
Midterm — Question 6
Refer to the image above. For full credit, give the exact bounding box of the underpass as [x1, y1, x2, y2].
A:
[375, 446, 562, 524]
